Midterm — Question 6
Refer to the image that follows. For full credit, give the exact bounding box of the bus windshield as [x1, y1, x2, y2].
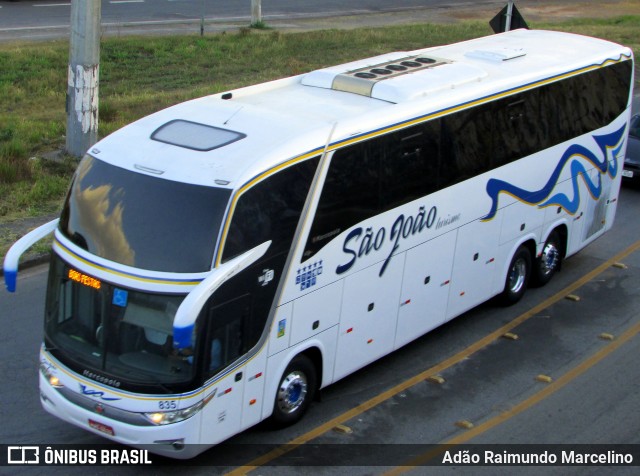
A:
[45, 254, 196, 389]
[60, 155, 232, 273]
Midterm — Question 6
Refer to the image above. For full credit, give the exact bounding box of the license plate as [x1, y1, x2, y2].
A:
[622, 169, 634, 178]
[89, 419, 115, 436]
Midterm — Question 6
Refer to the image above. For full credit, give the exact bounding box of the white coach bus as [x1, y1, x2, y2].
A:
[4, 29, 634, 458]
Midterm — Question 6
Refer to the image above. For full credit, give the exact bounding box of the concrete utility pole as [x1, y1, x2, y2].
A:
[66, 0, 101, 158]
[251, 0, 262, 25]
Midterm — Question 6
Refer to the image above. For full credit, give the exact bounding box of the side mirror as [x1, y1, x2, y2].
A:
[172, 241, 271, 350]
[4, 219, 59, 293]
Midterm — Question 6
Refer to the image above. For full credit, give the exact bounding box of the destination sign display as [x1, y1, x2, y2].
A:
[68, 269, 101, 290]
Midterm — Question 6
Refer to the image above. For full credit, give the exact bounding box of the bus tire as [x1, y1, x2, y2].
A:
[271, 354, 317, 427]
[533, 231, 562, 286]
[500, 245, 531, 305]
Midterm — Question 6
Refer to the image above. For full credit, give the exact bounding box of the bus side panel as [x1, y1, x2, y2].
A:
[558, 178, 590, 257]
[268, 303, 292, 356]
[603, 166, 622, 233]
[500, 199, 544, 246]
[543, 202, 570, 235]
[447, 215, 502, 320]
[333, 256, 403, 382]
[394, 231, 456, 350]
[240, 349, 268, 430]
[199, 365, 246, 445]
[582, 168, 610, 241]
[290, 281, 343, 347]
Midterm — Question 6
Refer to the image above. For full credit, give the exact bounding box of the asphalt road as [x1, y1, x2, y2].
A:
[1, 0, 489, 27]
[1, 183, 639, 474]
[0, 0, 636, 42]
[0, 0, 500, 40]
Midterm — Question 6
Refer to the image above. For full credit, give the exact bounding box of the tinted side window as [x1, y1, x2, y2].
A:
[223, 157, 319, 262]
[555, 78, 582, 142]
[381, 122, 440, 211]
[574, 69, 605, 133]
[303, 59, 632, 260]
[441, 106, 492, 185]
[539, 61, 630, 148]
[603, 60, 632, 124]
[304, 142, 381, 259]
[202, 158, 319, 378]
[492, 91, 543, 167]
[205, 294, 251, 377]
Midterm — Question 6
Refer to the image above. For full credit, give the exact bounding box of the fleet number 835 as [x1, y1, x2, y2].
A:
[158, 400, 177, 410]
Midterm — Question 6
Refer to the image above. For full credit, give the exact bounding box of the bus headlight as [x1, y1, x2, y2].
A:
[40, 363, 64, 388]
[143, 400, 204, 426]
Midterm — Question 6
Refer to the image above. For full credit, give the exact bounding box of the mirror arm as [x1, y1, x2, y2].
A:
[172, 240, 271, 350]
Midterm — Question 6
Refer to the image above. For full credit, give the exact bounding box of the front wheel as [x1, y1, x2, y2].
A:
[500, 245, 531, 305]
[533, 231, 562, 286]
[271, 354, 317, 427]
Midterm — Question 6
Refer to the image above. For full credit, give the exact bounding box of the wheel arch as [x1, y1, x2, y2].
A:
[263, 342, 325, 420]
[501, 235, 537, 288]
[541, 223, 568, 261]
[299, 346, 323, 391]
[498, 237, 537, 305]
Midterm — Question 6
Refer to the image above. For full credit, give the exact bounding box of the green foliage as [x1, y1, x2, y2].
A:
[250, 21, 270, 30]
[0, 17, 637, 227]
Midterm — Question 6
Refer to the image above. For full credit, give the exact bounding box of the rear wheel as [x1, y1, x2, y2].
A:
[500, 245, 531, 305]
[271, 354, 316, 427]
[533, 231, 562, 286]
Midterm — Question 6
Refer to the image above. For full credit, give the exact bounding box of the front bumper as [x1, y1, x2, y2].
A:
[39, 372, 207, 459]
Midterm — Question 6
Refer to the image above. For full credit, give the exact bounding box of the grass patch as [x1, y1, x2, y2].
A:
[0, 15, 638, 236]
[249, 21, 271, 30]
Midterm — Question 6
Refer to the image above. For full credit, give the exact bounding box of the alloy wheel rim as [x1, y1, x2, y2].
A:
[509, 258, 527, 294]
[540, 242, 559, 276]
[277, 371, 308, 414]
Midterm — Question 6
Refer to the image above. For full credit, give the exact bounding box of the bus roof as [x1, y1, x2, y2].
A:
[92, 29, 632, 190]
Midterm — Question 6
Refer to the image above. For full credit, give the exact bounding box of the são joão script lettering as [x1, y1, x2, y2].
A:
[336, 205, 438, 277]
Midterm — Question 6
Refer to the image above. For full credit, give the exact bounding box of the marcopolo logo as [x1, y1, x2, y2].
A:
[7, 446, 40, 464]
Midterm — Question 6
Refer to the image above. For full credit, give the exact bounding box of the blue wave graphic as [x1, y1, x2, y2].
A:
[482, 124, 627, 220]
